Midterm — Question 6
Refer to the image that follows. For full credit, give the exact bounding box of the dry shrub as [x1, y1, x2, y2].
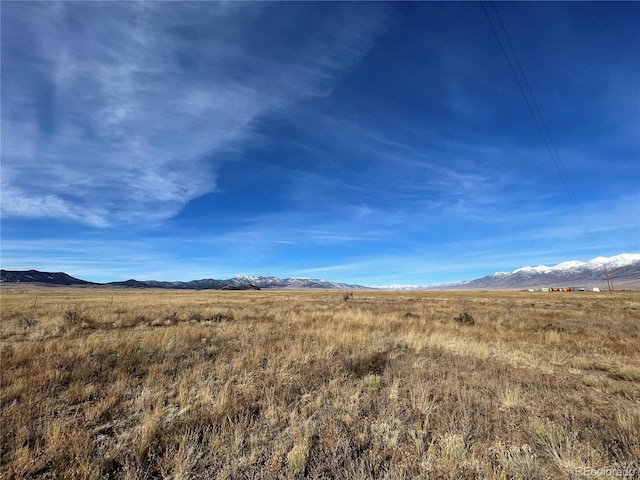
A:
[62, 305, 97, 330]
[454, 312, 475, 324]
[344, 351, 389, 378]
[18, 316, 39, 329]
[209, 311, 234, 323]
[188, 311, 204, 322]
[188, 311, 234, 323]
[63, 305, 85, 323]
[542, 323, 564, 332]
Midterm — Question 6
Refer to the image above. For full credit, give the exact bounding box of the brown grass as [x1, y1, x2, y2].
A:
[1, 288, 639, 479]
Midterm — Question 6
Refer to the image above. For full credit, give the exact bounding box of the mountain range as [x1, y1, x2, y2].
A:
[0, 270, 369, 290]
[2, 254, 639, 290]
[432, 253, 640, 290]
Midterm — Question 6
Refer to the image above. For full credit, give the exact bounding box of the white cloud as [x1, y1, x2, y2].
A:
[1, 2, 387, 226]
[0, 185, 109, 228]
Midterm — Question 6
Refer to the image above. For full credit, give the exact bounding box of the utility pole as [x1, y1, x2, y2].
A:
[603, 264, 614, 294]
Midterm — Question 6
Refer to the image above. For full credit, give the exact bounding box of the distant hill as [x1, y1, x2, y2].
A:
[106, 279, 259, 290]
[0, 270, 95, 286]
[1, 270, 368, 290]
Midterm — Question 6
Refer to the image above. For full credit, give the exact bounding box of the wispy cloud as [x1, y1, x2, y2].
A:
[1, 2, 387, 226]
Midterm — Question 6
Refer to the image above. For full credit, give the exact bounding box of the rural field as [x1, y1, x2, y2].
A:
[1, 287, 639, 479]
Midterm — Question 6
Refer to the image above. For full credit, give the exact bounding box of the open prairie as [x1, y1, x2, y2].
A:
[1, 288, 639, 479]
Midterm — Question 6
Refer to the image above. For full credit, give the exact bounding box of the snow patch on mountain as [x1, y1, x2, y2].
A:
[376, 284, 425, 290]
[511, 254, 640, 275]
[440, 253, 640, 290]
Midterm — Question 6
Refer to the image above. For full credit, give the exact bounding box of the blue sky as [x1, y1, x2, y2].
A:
[1, 1, 639, 286]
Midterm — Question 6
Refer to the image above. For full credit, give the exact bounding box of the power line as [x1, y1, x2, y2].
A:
[480, 1, 589, 233]
[489, 2, 588, 232]
[480, 2, 615, 289]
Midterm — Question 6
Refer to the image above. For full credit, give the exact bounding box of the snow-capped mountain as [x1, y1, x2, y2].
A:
[105, 275, 369, 290]
[441, 254, 640, 290]
[222, 275, 368, 290]
[497, 253, 640, 276]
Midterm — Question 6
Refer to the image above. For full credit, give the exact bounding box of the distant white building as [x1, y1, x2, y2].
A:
[592, 287, 601, 292]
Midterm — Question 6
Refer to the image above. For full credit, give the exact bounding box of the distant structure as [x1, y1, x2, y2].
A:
[536, 287, 601, 293]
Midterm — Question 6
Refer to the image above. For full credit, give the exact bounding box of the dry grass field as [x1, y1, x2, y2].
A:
[1, 287, 639, 479]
